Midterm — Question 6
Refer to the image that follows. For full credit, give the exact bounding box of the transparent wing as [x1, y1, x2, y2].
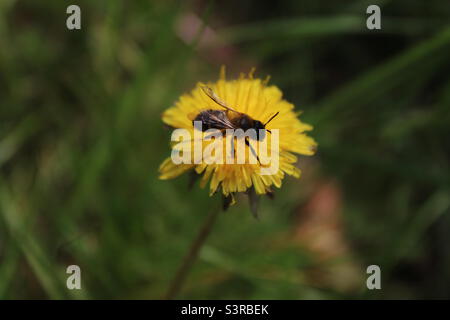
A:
[201, 86, 241, 115]
[203, 111, 235, 130]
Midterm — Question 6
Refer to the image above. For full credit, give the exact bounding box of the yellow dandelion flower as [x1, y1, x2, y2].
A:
[159, 67, 317, 209]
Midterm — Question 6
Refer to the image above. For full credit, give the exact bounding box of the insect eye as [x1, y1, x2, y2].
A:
[253, 121, 263, 130]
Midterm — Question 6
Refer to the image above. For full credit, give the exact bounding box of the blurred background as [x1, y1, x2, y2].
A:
[1, 0, 450, 299]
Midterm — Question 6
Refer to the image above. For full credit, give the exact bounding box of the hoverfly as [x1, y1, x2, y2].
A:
[191, 86, 279, 163]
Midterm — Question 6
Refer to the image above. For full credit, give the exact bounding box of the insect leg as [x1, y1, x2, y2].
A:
[203, 128, 225, 140]
[245, 137, 261, 164]
[230, 132, 236, 160]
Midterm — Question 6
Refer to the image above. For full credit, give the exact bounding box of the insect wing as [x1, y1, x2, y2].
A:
[201, 86, 241, 115]
[203, 110, 235, 130]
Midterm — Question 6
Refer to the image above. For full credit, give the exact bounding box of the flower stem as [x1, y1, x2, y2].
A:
[164, 205, 221, 299]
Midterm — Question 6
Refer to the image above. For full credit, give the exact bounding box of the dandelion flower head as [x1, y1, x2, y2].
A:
[159, 67, 317, 204]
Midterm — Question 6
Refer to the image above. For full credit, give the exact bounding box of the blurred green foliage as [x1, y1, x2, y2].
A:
[1, 0, 450, 299]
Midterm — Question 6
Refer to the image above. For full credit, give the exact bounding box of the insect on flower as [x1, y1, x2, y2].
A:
[159, 67, 317, 217]
[192, 86, 280, 164]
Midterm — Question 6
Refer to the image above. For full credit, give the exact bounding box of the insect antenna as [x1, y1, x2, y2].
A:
[264, 111, 279, 126]
[264, 111, 279, 135]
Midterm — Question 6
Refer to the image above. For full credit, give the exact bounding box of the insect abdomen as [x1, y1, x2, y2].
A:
[193, 109, 227, 131]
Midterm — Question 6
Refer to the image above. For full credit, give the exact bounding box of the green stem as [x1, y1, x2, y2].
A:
[164, 206, 221, 299]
